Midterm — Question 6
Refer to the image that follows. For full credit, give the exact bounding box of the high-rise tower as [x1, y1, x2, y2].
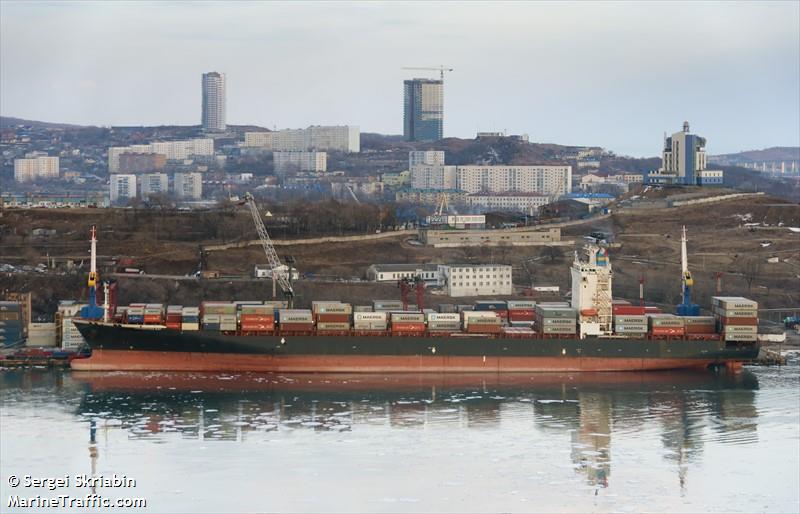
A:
[403, 78, 443, 142]
[202, 72, 226, 132]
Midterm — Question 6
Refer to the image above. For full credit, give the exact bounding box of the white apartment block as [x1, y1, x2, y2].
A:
[243, 126, 360, 153]
[201, 72, 226, 132]
[108, 139, 214, 172]
[410, 165, 457, 190]
[13, 155, 59, 182]
[139, 173, 169, 199]
[438, 264, 513, 297]
[173, 172, 203, 199]
[409, 150, 445, 168]
[466, 192, 551, 212]
[456, 165, 572, 195]
[109, 174, 137, 203]
[273, 151, 327, 175]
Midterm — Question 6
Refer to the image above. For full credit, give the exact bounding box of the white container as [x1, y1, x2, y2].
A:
[354, 312, 387, 322]
[426, 313, 460, 322]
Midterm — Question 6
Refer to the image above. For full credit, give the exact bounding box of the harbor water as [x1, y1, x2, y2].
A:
[1, 364, 798, 513]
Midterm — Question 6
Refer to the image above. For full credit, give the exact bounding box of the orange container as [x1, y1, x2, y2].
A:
[279, 322, 314, 331]
[315, 313, 351, 323]
[143, 314, 162, 323]
[651, 327, 685, 336]
[241, 314, 275, 323]
[466, 324, 502, 334]
[391, 322, 426, 332]
[685, 325, 715, 334]
[241, 323, 274, 332]
[718, 317, 757, 326]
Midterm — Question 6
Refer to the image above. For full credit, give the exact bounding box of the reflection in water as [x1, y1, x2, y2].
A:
[1, 369, 764, 499]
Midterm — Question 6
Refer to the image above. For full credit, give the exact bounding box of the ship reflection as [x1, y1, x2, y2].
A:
[1, 369, 759, 492]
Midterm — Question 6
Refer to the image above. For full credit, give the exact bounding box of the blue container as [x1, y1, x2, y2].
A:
[474, 301, 508, 311]
[127, 315, 144, 324]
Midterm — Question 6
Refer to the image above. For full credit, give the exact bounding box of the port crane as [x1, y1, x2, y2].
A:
[80, 226, 104, 320]
[676, 226, 700, 316]
[242, 192, 295, 306]
[401, 65, 453, 81]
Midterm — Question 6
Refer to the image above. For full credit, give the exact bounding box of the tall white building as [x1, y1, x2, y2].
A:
[108, 139, 214, 172]
[13, 155, 59, 182]
[409, 150, 445, 168]
[139, 173, 169, 199]
[456, 165, 572, 196]
[109, 174, 137, 203]
[410, 165, 457, 190]
[243, 126, 360, 153]
[273, 151, 327, 175]
[466, 192, 551, 212]
[651, 121, 723, 186]
[437, 264, 513, 297]
[202, 72, 226, 132]
[173, 172, 203, 199]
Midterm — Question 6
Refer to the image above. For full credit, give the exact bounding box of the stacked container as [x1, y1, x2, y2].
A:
[353, 305, 373, 313]
[240, 305, 274, 333]
[26, 323, 57, 347]
[166, 306, 183, 330]
[684, 316, 716, 335]
[144, 303, 164, 324]
[614, 315, 648, 336]
[0, 301, 23, 347]
[426, 312, 461, 332]
[373, 300, 404, 312]
[648, 314, 685, 336]
[535, 305, 577, 335]
[438, 304, 456, 314]
[462, 311, 502, 334]
[507, 300, 536, 325]
[220, 314, 237, 332]
[353, 312, 388, 332]
[457, 305, 474, 313]
[313, 302, 352, 331]
[181, 307, 200, 331]
[474, 300, 508, 321]
[126, 305, 145, 324]
[202, 314, 221, 332]
[390, 312, 426, 334]
[278, 309, 314, 332]
[712, 296, 758, 342]
[57, 301, 87, 349]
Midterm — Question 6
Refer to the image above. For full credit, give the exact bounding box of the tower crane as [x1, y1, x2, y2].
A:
[676, 226, 699, 316]
[401, 66, 453, 81]
[242, 192, 294, 306]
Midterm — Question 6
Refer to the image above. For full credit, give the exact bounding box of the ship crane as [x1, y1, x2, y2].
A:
[242, 192, 295, 306]
[80, 226, 104, 320]
[676, 226, 700, 316]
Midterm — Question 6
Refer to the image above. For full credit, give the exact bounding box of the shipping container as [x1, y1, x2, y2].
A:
[474, 300, 508, 311]
[181, 323, 200, 331]
[390, 312, 425, 323]
[354, 312, 387, 322]
[651, 327, 685, 336]
[427, 321, 462, 331]
[316, 322, 351, 331]
[279, 322, 315, 332]
[713, 308, 758, 318]
[390, 322, 426, 333]
[724, 333, 757, 342]
[353, 305, 373, 312]
[353, 321, 387, 331]
[437, 304, 457, 313]
[613, 305, 646, 315]
[538, 317, 576, 326]
[278, 309, 314, 323]
[722, 325, 758, 334]
[316, 313, 351, 323]
[466, 324, 502, 334]
[312, 302, 353, 314]
[426, 313, 460, 322]
[717, 316, 758, 326]
[648, 314, 685, 328]
[535, 306, 576, 318]
[541, 326, 577, 334]
[507, 300, 536, 309]
[373, 300, 404, 311]
[711, 296, 758, 310]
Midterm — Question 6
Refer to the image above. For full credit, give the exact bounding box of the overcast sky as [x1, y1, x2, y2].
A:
[1, 1, 798, 156]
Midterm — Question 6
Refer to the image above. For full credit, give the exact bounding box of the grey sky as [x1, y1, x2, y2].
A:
[1, 1, 798, 156]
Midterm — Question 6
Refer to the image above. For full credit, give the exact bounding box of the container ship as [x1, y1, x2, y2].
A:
[71, 242, 761, 373]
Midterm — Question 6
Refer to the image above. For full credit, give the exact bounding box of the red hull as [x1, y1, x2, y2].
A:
[71, 349, 721, 373]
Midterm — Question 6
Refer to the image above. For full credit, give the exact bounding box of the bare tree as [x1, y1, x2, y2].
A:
[541, 245, 564, 263]
[743, 257, 761, 292]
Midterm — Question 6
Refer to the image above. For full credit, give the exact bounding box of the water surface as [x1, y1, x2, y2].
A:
[1, 367, 798, 513]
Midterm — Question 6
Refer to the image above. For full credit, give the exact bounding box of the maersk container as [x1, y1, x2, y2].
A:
[535, 306, 576, 318]
[373, 300, 403, 311]
[507, 300, 536, 309]
[390, 312, 425, 323]
[684, 316, 715, 325]
[353, 321, 387, 331]
[353, 305, 373, 312]
[312, 302, 352, 314]
[316, 322, 351, 331]
[427, 321, 462, 331]
[724, 333, 757, 342]
[538, 317, 576, 326]
[354, 312, 387, 322]
[711, 297, 757, 310]
[202, 314, 221, 323]
[648, 315, 684, 328]
[614, 315, 647, 325]
[426, 313, 460, 322]
[474, 300, 508, 311]
[723, 325, 758, 334]
[541, 325, 577, 334]
[713, 308, 758, 318]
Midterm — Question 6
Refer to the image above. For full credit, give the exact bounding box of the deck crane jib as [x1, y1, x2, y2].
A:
[242, 192, 294, 305]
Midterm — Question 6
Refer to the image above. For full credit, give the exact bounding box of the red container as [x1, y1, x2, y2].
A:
[241, 314, 275, 323]
[279, 322, 314, 331]
[391, 322, 426, 332]
[685, 325, 715, 334]
[466, 324, 502, 334]
[718, 316, 757, 326]
[613, 306, 646, 315]
[143, 314, 163, 323]
[644, 306, 662, 314]
[165, 322, 181, 330]
[651, 327, 685, 336]
[315, 313, 351, 323]
[241, 323, 274, 332]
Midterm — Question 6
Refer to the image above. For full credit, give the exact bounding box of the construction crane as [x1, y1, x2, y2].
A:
[435, 192, 448, 216]
[242, 192, 294, 305]
[676, 226, 699, 316]
[401, 65, 453, 81]
[345, 185, 361, 204]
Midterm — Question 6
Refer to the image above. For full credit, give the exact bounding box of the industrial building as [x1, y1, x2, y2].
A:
[404, 78, 444, 142]
[109, 174, 137, 203]
[366, 264, 440, 283]
[243, 126, 360, 153]
[438, 264, 513, 297]
[13, 154, 59, 182]
[420, 226, 561, 247]
[647, 121, 724, 185]
[201, 71, 226, 132]
[273, 151, 327, 175]
[466, 192, 551, 213]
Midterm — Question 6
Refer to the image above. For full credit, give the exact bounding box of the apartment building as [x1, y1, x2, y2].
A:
[173, 172, 203, 199]
[273, 151, 327, 175]
[243, 126, 360, 152]
[13, 155, 59, 182]
[438, 264, 513, 297]
[109, 174, 137, 203]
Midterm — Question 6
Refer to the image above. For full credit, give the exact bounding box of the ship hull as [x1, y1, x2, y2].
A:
[72, 322, 759, 373]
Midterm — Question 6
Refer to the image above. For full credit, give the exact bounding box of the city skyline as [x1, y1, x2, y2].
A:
[1, 1, 798, 156]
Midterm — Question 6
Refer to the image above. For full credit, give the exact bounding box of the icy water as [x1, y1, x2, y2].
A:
[1, 366, 798, 514]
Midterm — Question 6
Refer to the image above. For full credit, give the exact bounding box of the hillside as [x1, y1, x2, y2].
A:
[0, 116, 89, 129]
[711, 146, 800, 164]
